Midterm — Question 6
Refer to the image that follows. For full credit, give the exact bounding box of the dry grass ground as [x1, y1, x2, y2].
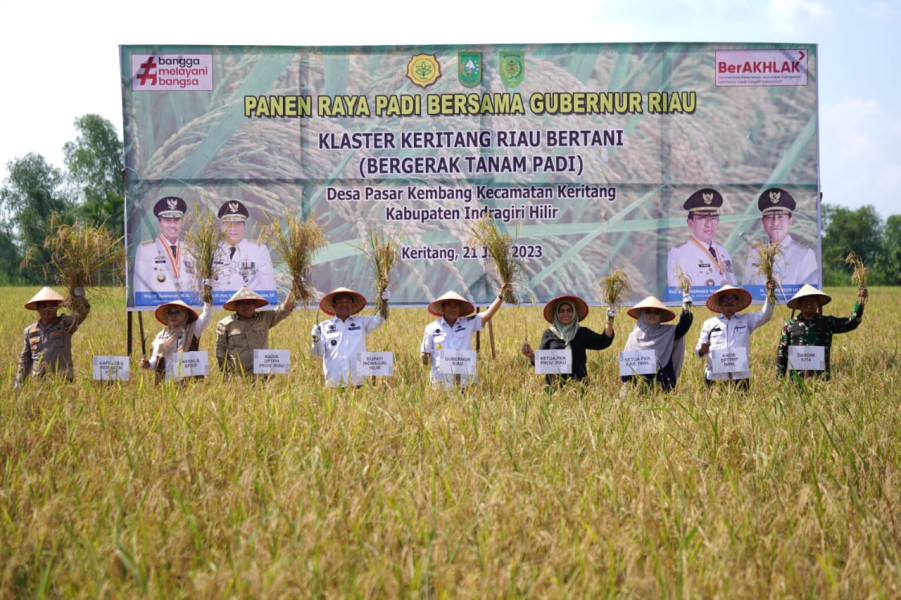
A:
[1, 286, 899, 598]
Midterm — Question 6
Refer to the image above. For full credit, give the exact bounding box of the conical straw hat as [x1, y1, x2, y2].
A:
[319, 287, 366, 316]
[154, 300, 200, 325]
[427, 291, 475, 317]
[626, 296, 676, 322]
[223, 286, 268, 311]
[787, 284, 831, 309]
[543, 295, 589, 323]
[705, 285, 752, 314]
[24, 287, 65, 310]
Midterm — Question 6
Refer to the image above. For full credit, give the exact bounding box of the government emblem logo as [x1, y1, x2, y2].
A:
[406, 54, 441, 89]
[499, 51, 524, 87]
[769, 190, 781, 204]
[458, 52, 481, 88]
[702, 192, 714, 205]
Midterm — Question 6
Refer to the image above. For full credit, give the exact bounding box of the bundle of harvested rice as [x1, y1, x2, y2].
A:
[844, 251, 870, 305]
[24, 214, 124, 313]
[260, 213, 326, 305]
[184, 209, 224, 304]
[469, 215, 524, 304]
[598, 268, 632, 308]
[363, 228, 397, 320]
[750, 240, 781, 300]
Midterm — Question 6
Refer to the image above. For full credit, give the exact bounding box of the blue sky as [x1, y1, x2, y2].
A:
[0, 0, 898, 219]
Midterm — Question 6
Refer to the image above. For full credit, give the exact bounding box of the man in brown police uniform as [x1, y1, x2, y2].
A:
[16, 287, 90, 386]
[215, 286, 295, 377]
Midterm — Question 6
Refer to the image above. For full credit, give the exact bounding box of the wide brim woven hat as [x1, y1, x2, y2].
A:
[705, 285, 752, 314]
[25, 287, 65, 310]
[154, 300, 200, 325]
[428, 291, 475, 317]
[223, 286, 269, 311]
[787, 284, 832, 310]
[543, 295, 589, 323]
[319, 287, 366, 316]
[626, 296, 676, 322]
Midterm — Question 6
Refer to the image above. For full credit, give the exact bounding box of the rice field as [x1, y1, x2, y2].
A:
[1, 286, 898, 598]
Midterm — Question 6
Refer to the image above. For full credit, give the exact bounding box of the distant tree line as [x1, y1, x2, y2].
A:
[0, 114, 898, 286]
[0, 115, 123, 285]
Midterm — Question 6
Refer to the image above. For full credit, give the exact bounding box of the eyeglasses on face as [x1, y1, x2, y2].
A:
[692, 215, 720, 223]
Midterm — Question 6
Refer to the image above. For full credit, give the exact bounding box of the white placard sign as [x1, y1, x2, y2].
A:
[357, 352, 394, 376]
[535, 349, 572, 375]
[93, 356, 130, 381]
[254, 349, 291, 374]
[619, 350, 658, 376]
[166, 351, 210, 380]
[788, 345, 826, 371]
[439, 349, 477, 376]
[709, 347, 749, 374]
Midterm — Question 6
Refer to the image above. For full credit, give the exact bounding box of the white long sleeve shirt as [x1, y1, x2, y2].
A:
[420, 314, 485, 390]
[312, 314, 384, 387]
[695, 298, 773, 381]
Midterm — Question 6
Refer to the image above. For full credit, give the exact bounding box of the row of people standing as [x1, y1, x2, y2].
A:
[15, 281, 866, 388]
[522, 280, 867, 391]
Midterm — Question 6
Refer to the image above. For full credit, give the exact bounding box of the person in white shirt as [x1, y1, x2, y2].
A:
[212, 199, 277, 303]
[743, 188, 818, 290]
[667, 188, 737, 291]
[311, 287, 387, 388]
[695, 280, 775, 389]
[420, 285, 507, 390]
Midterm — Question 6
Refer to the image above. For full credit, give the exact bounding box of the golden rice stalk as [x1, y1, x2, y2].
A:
[674, 264, 692, 295]
[24, 214, 124, 314]
[259, 213, 326, 306]
[363, 228, 397, 320]
[750, 240, 781, 284]
[469, 215, 524, 304]
[844, 251, 870, 304]
[184, 209, 224, 304]
[598, 268, 632, 308]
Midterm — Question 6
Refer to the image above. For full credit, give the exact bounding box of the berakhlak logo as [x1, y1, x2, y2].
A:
[458, 52, 481, 88]
[131, 54, 214, 92]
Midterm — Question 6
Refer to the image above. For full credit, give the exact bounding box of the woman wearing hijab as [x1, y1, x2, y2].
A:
[521, 295, 615, 389]
[621, 295, 693, 391]
[141, 299, 213, 382]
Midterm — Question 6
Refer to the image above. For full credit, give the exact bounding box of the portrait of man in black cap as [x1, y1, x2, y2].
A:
[133, 196, 196, 306]
[211, 199, 277, 305]
[743, 187, 818, 290]
[666, 188, 737, 291]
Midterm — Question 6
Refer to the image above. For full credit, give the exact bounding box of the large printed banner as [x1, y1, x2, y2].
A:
[120, 43, 821, 310]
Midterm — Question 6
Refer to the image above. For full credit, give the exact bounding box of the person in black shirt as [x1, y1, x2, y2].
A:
[522, 295, 615, 390]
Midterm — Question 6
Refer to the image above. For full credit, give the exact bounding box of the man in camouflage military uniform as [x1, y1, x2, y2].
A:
[776, 284, 867, 380]
[215, 286, 295, 377]
[16, 287, 90, 386]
